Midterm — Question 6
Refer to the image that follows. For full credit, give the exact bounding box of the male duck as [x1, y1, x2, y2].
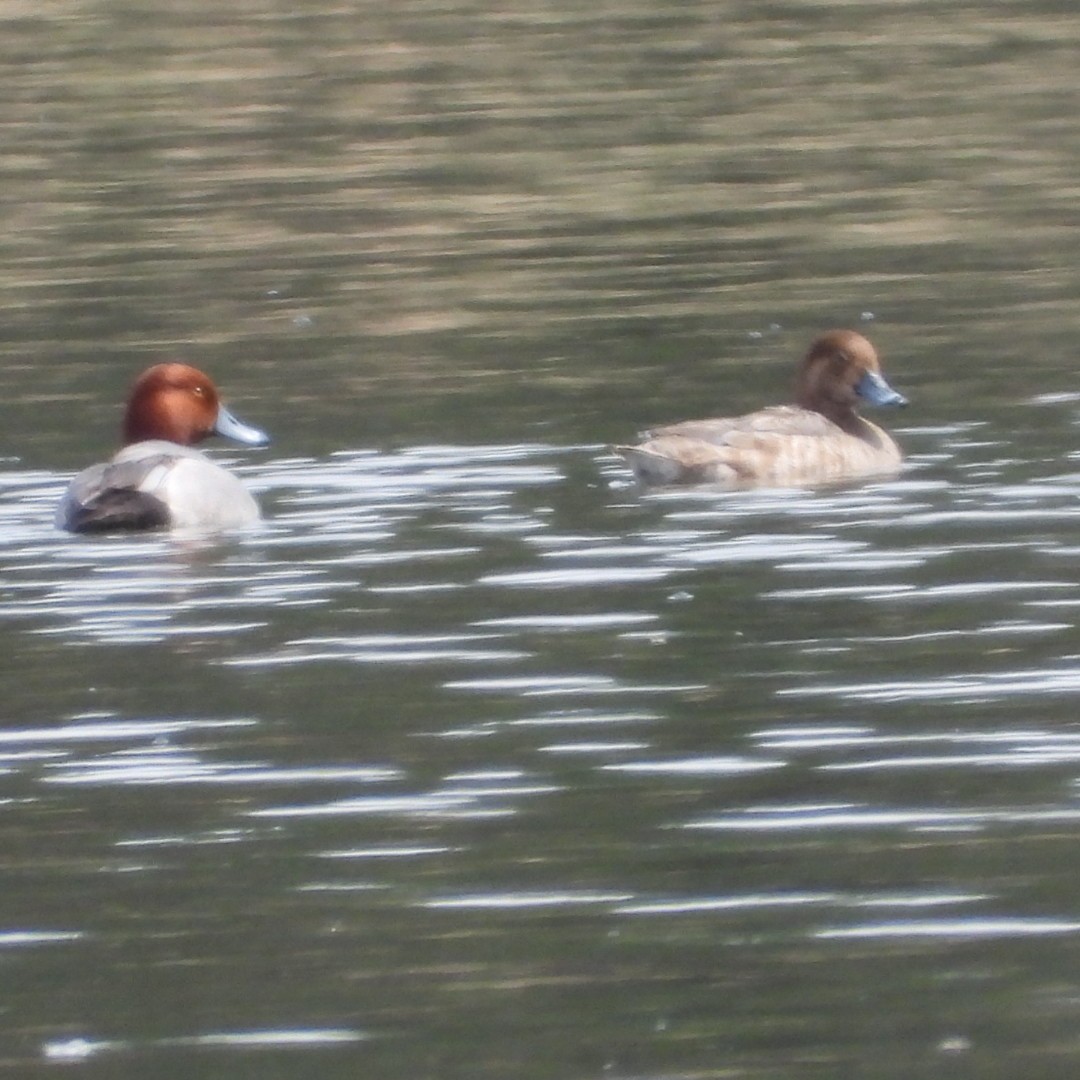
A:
[615, 329, 907, 487]
[57, 363, 269, 533]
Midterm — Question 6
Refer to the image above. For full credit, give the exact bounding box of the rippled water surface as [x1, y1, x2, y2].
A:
[6, 1, 1080, 1077]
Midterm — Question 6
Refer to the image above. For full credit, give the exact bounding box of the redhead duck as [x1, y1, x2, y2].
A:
[615, 329, 907, 487]
[57, 363, 269, 533]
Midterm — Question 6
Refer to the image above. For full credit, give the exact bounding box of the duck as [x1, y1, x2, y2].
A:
[57, 363, 270, 533]
[615, 329, 907, 487]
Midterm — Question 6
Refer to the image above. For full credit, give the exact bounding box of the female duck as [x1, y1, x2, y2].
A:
[615, 329, 907, 487]
[57, 363, 270, 533]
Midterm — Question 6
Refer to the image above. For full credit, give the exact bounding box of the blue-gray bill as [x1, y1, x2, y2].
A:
[213, 405, 270, 446]
[855, 369, 907, 408]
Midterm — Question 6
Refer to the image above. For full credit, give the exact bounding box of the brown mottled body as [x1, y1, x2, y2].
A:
[616, 330, 906, 488]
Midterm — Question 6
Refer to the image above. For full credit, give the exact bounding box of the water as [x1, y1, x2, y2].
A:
[4, 0, 1080, 1076]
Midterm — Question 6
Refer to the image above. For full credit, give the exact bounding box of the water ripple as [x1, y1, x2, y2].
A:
[683, 804, 1080, 833]
[816, 919, 1080, 940]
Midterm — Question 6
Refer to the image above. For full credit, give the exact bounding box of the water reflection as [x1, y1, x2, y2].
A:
[6, 414, 1080, 1071]
[7, 0, 1080, 1074]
